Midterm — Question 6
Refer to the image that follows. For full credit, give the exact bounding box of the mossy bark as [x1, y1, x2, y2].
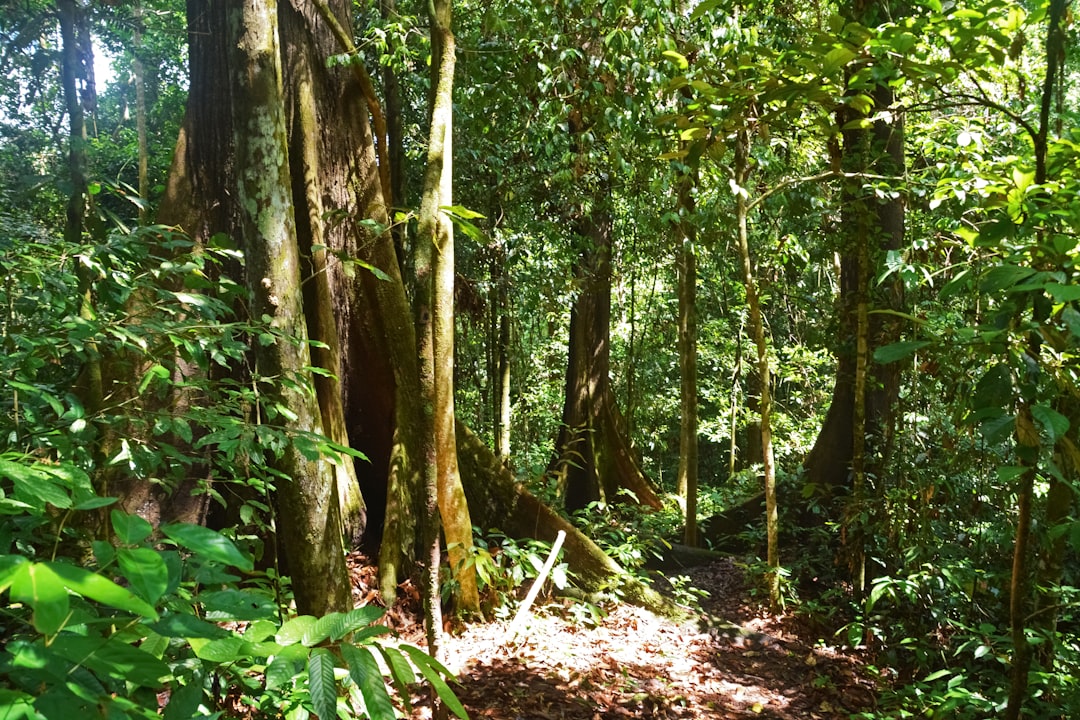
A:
[802, 0, 904, 523]
[227, 0, 350, 616]
[458, 423, 681, 618]
[286, 6, 366, 549]
[416, 0, 480, 617]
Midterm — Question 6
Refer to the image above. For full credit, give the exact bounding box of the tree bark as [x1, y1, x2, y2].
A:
[549, 160, 662, 513]
[802, 1, 904, 528]
[493, 239, 512, 462]
[734, 129, 779, 612]
[674, 161, 699, 547]
[287, 23, 366, 548]
[227, 0, 350, 616]
[416, 0, 480, 618]
[1005, 406, 1038, 720]
[59, 0, 100, 415]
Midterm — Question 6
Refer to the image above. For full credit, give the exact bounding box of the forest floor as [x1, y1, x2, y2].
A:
[351, 556, 880, 719]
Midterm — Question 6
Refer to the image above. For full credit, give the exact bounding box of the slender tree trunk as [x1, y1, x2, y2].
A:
[59, 0, 101, 419]
[416, 0, 479, 624]
[1006, 4, 1069, 715]
[228, 0, 350, 616]
[734, 129, 779, 611]
[1005, 406, 1038, 720]
[850, 201, 870, 596]
[133, 1, 149, 226]
[493, 239, 512, 461]
[675, 162, 699, 547]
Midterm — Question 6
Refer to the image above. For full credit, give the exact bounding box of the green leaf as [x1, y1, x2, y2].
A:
[996, 466, 1028, 482]
[244, 619, 279, 642]
[689, 0, 723, 22]
[866, 578, 891, 613]
[401, 645, 467, 719]
[342, 644, 396, 720]
[980, 414, 1016, 445]
[47, 562, 159, 620]
[50, 635, 170, 688]
[661, 50, 689, 70]
[72, 496, 118, 511]
[1032, 405, 1069, 443]
[1044, 282, 1080, 303]
[140, 630, 169, 659]
[0, 554, 29, 593]
[111, 510, 153, 546]
[330, 606, 385, 641]
[191, 636, 246, 663]
[306, 613, 342, 647]
[823, 46, 857, 74]
[163, 676, 205, 720]
[10, 563, 69, 635]
[277, 615, 318, 646]
[0, 690, 37, 720]
[0, 458, 71, 510]
[266, 644, 309, 691]
[1063, 307, 1080, 339]
[307, 648, 339, 720]
[873, 340, 930, 364]
[161, 523, 254, 572]
[973, 365, 1013, 414]
[151, 613, 231, 639]
[116, 548, 168, 604]
[137, 364, 170, 394]
[981, 264, 1036, 293]
[375, 645, 414, 713]
[199, 589, 275, 621]
[439, 205, 486, 220]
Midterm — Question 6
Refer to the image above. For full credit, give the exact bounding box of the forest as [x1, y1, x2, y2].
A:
[0, 0, 1077, 718]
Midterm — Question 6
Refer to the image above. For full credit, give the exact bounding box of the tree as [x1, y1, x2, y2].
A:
[161, 0, 415, 612]
[674, 156, 699, 547]
[233, 0, 353, 616]
[413, 0, 480, 628]
[537, 1, 666, 514]
[801, 3, 906, 577]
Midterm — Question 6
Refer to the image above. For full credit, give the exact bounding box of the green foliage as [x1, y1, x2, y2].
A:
[0, 218, 464, 718]
[572, 498, 675, 578]
[454, 529, 571, 618]
[0, 472, 464, 719]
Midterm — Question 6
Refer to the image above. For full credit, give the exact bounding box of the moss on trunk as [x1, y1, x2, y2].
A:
[457, 422, 682, 619]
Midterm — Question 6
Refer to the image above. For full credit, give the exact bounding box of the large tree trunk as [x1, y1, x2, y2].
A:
[549, 164, 662, 513]
[166, 0, 427, 603]
[802, 1, 904, 522]
[227, 0, 350, 616]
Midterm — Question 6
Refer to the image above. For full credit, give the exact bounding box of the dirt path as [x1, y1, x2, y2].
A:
[371, 558, 879, 719]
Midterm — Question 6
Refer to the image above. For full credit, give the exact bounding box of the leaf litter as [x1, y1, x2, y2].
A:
[352, 554, 878, 719]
